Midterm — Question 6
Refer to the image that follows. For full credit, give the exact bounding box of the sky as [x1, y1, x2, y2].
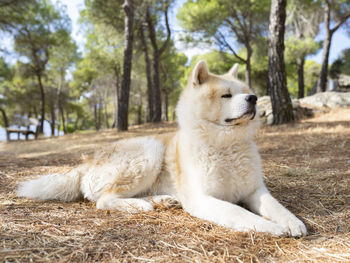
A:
[2, 0, 350, 65]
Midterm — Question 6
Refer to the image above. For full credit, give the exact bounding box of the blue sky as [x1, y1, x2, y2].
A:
[2, 0, 350, 65]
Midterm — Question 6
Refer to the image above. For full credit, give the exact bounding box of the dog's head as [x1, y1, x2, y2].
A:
[177, 60, 258, 136]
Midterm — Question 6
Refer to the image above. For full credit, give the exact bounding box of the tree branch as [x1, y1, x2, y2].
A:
[146, 6, 158, 50]
[330, 12, 350, 34]
[215, 30, 246, 63]
[159, 3, 171, 55]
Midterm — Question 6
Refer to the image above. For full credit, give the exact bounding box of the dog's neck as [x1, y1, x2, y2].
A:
[178, 119, 257, 149]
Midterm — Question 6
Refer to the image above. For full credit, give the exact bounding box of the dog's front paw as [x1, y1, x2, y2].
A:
[258, 221, 287, 237]
[280, 216, 307, 237]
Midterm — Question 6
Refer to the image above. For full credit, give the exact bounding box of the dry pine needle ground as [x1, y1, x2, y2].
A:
[1, 108, 350, 262]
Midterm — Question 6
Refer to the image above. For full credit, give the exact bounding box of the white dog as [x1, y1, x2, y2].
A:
[18, 60, 307, 237]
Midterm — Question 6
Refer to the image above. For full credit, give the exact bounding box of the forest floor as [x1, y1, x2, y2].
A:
[1, 107, 350, 262]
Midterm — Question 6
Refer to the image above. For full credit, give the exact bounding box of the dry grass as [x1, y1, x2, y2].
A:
[1, 108, 350, 262]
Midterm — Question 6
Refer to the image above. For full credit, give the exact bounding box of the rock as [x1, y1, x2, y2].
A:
[257, 92, 350, 126]
[267, 114, 274, 125]
[299, 92, 350, 108]
[257, 95, 316, 125]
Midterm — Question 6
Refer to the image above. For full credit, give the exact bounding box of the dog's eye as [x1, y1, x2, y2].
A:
[221, 94, 232, 98]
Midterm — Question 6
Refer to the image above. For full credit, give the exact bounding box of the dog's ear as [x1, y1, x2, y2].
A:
[228, 63, 239, 78]
[192, 60, 209, 87]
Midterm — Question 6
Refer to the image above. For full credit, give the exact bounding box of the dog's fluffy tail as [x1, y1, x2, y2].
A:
[17, 169, 83, 202]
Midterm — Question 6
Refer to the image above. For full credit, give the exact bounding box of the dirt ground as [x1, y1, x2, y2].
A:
[1, 108, 350, 262]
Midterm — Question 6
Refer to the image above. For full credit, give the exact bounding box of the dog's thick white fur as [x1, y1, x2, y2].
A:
[18, 61, 307, 237]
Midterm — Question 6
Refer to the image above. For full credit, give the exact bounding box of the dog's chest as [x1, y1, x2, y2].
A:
[197, 145, 260, 203]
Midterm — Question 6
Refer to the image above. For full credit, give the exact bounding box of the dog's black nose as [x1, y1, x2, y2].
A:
[245, 95, 257, 105]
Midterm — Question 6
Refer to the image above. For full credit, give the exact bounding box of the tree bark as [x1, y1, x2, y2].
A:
[297, 57, 305, 98]
[268, 0, 294, 125]
[98, 98, 102, 130]
[118, 0, 134, 131]
[146, 7, 161, 123]
[56, 73, 66, 134]
[112, 64, 120, 128]
[0, 107, 9, 140]
[160, 63, 169, 122]
[94, 103, 99, 131]
[146, 4, 171, 123]
[317, 1, 331, 93]
[49, 87, 55, 136]
[36, 73, 45, 133]
[104, 100, 109, 128]
[162, 88, 169, 122]
[245, 46, 253, 90]
[137, 94, 142, 125]
[59, 103, 67, 134]
[0, 107, 9, 128]
[139, 23, 153, 122]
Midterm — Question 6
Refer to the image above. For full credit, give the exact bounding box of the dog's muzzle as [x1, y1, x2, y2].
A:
[225, 95, 257, 123]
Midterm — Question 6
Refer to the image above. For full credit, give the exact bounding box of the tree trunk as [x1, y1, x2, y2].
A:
[146, 4, 171, 123]
[139, 23, 153, 122]
[49, 87, 55, 136]
[317, 34, 331, 92]
[94, 103, 99, 131]
[0, 107, 9, 128]
[37, 73, 45, 133]
[118, 0, 134, 131]
[297, 57, 305, 98]
[104, 100, 109, 128]
[137, 95, 142, 125]
[112, 64, 120, 128]
[162, 88, 169, 122]
[316, 1, 350, 92]
[245, 46, 253, 90]
[98, 99, 102, 130]
[59, 104, 67, 134]
[146, 7, 161, 123]
[0, 107, 9, 141]
[160, 63, 169, 122]
[73, 115, 79, 132]
[268, 0, 294, 125]
[317, 2, 331, 93]
[66, 110, 69, 131]
[151, 49, 161, 122]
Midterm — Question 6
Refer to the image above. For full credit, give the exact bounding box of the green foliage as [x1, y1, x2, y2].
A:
[180, 51, 231, 90]
[285, 37, 321, 62]
[0, 58, 13, 81]
[0, 0, 36, 32]
[286, 60, 321, 97]
[71, 54, 99, 94]
[49, 30, 80, 78]
[330, 48, 350, 78]
[177, 0, 224, 38]
[13, 0, 71, 68]
[177, 0, 270, 53]
[83, 0, 124, 31]
[160, 43, 188, 119]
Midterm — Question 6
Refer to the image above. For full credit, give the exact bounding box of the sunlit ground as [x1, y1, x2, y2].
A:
[1, 108, 350, 262]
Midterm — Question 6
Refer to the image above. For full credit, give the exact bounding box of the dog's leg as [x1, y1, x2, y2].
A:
[95, 169, 160, 212]
[97, 194, 181, 212]
[183, 195, 286, 236]
[147, 195, 181, 208]
[96, 193, 154, 212]
[243, 186, 307, 237]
